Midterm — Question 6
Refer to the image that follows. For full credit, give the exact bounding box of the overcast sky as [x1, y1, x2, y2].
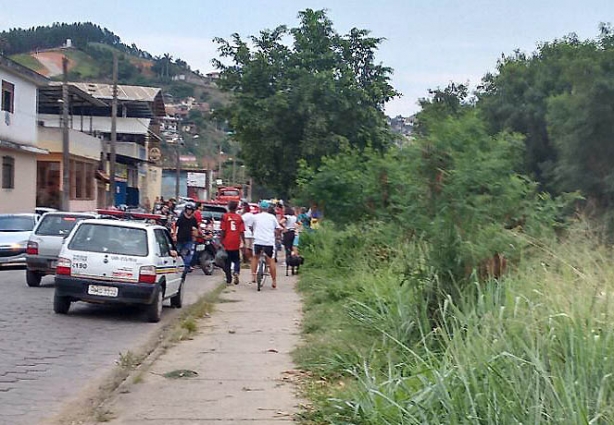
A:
[1, 0, 613, 115]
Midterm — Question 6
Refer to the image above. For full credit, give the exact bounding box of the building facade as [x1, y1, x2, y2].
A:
[0, 56, 48, 213]
[38, 82, 166, 208]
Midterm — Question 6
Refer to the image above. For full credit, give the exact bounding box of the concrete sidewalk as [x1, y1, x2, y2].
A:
[99, 266, 303, 424]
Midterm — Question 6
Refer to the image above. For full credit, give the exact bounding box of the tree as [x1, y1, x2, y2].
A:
[213, 9, 398, 197]
[414, 82, 471, 136]
[477, 28, 614, 209]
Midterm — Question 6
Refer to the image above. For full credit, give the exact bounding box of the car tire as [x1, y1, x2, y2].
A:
[170, 282, 183, 308]
[26, 270, 42, 287]
[145, 289, 163, 323]
[200, 252, 214, 275]
[53, 293, 71, 314]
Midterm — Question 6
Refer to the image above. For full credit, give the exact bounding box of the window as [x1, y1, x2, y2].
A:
[1, 81, 14, 113]
[69, 224, 148, 257]
[35, 214, 92, 236]
[85, 163, 94, 199]
[37, 161, 61, 208]
[2, 156, 14, 189]
[0, 215, 35, 231]
[69, 159, 95, 200]
[154, 229, 171, 257]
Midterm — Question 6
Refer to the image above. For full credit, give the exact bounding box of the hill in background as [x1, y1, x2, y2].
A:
[1, 22, 237, 170]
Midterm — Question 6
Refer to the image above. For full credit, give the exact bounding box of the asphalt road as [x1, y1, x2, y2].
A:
[0, 266, 221, 425]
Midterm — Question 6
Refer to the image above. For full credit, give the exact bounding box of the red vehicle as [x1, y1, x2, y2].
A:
[95, 209, 165, 224]
[209, 186, 242, 206]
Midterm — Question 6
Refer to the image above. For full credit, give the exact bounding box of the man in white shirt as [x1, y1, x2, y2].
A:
[251, 200, 282, 288]
[241, 201, 256, 264]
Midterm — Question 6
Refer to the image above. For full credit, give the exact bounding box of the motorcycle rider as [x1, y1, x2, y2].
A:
[172, 203, 198, 281]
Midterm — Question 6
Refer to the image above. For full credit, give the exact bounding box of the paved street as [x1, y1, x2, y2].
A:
[0, 266, 220, 425]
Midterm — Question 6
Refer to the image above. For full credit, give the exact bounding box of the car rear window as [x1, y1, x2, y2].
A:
[68, 224, 148, 257]
[202, 211, 224, 221]
[0, 216, 35, 231]
[35, 215, 92, 236]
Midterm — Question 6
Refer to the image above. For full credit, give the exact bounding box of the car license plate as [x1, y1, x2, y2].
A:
[196, 244, 205, 252]
[88, 285, 118, 297]
[50, 260, 57, 268]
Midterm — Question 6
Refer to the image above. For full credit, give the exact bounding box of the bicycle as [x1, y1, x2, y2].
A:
[256, 250, 269, 291]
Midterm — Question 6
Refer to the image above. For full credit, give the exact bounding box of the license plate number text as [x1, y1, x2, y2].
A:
[87, 285, 118, 297]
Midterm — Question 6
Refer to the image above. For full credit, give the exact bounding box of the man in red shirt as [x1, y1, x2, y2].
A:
[220, 200, 245, 285]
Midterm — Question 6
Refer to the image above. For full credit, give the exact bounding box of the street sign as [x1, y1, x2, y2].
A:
[187, 172, 207, 187]
[149, 147, 161, 162]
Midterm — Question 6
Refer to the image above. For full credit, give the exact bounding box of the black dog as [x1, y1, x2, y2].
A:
[286, 254, 304, 276]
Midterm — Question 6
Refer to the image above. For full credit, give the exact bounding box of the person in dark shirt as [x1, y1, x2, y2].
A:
[173, 203, 198, 281]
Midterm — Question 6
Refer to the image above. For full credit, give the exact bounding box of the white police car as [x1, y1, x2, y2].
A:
[53, 219, 184, 322]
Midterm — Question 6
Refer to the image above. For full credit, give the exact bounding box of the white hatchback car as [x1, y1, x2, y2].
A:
[53, 219, 184, 322]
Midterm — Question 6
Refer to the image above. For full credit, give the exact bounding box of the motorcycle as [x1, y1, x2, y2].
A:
[194, 222, 218, 275]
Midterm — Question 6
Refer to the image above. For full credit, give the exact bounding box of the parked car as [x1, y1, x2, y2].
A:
[0, 213, 39, 267]
[25, 212, 99, 286]
[35, 207, 58, 216]
[201, 204, 227, 233]
[53, 219, 184, 322]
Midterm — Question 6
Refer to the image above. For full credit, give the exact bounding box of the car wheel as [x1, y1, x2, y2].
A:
[146, 289, 163, 322]
[26, 270, 42, 287]
[170, 282, 183, 308]
[53, 293, 71, 314]
[200, 252, 214, 275]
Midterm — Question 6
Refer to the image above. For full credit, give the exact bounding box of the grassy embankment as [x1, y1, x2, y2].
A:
[294, 223, 614, 424]
[10, 53, 45, 72]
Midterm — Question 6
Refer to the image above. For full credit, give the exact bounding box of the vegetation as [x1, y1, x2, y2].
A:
[477, 23, 614, 210]
[214, 9, 398, 198]
[9, 53, 44, 72]
[289, 19, 614, 425]
[0, 22, 150, 57]
[1, 22, 199, 87]
[296, 223, 614, 424]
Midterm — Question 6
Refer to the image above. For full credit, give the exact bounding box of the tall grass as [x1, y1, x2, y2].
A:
[296, 223, 614, 424]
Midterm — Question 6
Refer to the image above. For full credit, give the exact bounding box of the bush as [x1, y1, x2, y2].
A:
[296, 220, 614, 424]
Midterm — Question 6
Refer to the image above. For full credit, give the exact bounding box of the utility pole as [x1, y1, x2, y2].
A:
[61, 56, 70, 211]
[108, 53, 118, 207]
[175, 141, 181, 200]
[218, 144, 223, 183]
[232, 158, 236, 185]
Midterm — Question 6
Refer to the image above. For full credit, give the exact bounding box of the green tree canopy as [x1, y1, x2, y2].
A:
[213, 9, 399, 197]
[477, 26, 614, 206]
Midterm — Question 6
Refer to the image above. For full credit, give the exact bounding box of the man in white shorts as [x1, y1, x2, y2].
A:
[250, 200, 282, 288]
[241, 201, 256, 264]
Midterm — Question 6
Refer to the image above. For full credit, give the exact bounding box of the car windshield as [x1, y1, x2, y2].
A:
[69, 224, 148, 256]
[202, 211, 224, 221]
[35, 215, 91, 236]
[0, 216, 35, 232]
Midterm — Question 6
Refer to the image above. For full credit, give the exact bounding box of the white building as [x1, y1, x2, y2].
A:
[0, 56, 48, 213]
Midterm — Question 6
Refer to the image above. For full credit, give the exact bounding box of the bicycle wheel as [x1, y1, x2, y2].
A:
[256, 257, 265, 291]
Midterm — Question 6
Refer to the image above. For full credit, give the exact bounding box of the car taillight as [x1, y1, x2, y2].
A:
[26, 241, 38, 255]
[138, 265, 157, 284]
[56, 257, 71, 276]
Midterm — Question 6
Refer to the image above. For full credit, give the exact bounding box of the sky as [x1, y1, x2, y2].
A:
[1, 0, 613, 116]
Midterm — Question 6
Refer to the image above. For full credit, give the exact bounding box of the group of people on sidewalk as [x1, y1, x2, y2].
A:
[171, 198, 319, 288]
